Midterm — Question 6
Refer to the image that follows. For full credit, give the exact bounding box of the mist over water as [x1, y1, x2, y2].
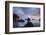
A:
[13, 7, 40, 28]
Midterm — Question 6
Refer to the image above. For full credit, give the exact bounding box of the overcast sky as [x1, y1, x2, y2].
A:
[13, 7, 40, 19]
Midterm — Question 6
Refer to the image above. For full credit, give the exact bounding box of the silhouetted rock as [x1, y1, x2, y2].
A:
[24, 18, 33, 27]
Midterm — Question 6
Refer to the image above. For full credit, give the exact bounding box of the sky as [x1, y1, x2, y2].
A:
[13, 7, 40, 20]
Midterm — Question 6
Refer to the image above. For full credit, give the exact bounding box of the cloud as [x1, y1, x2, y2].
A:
[13, 7, 24, 16]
